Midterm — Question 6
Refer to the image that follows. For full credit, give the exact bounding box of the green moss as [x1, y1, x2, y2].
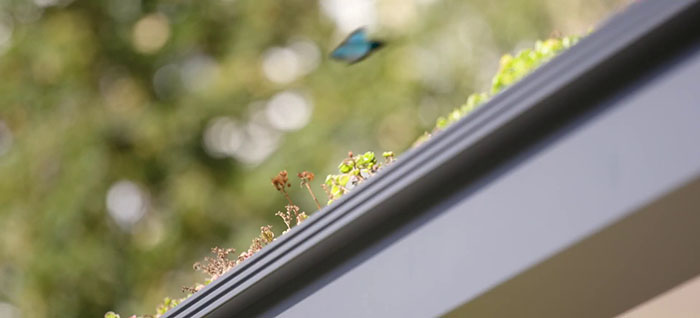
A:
[434, 35, 580, 133]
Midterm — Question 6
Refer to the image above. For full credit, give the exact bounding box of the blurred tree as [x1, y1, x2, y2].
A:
[0, 0, 625, 316]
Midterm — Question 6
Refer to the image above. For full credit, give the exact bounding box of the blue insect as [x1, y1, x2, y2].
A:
[330, 28, 384, 64]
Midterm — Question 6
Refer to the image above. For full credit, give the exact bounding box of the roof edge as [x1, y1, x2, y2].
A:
[165, 1, 700, 316]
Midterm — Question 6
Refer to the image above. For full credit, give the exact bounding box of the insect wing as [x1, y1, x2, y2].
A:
[345, 28, 368, 45]
[330, 28, 380, 63]
[331, 43, 368, 62]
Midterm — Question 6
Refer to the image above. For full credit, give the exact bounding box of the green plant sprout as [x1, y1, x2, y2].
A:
[323, 151, 395, 204]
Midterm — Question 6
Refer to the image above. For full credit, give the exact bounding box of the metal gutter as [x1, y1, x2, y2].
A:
[164, 0, 700, 316]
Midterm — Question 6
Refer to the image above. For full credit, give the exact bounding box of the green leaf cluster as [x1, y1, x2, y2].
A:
[104, 295, 182, 318]
[491, 36, 580, 93]
[324, 151, 394, 204]
[434, 35, 580, 131]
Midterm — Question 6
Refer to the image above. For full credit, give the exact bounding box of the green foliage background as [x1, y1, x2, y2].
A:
[0, 0, 624, 316]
